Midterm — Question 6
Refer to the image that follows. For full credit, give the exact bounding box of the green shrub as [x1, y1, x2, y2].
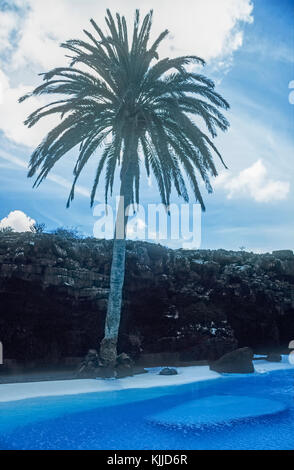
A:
[51, 227, 82, 240]
[0, 226, 14, 234]
[30, 222, 46, 233]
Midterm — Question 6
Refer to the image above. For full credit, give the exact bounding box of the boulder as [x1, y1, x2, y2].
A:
[78, 349, 100, 376]
[115, 364, 133, 378]
[159, 367, 178, 376]
[115, 352, 134, 378]
[116, 352, 133, 366]
[265, 353, 282, 363]
[209, 347, 254, 374]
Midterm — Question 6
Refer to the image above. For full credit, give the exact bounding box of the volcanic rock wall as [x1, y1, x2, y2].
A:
[0, 232, 293, 365]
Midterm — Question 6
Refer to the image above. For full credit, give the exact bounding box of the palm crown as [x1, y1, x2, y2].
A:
[20, 9, 229, 211]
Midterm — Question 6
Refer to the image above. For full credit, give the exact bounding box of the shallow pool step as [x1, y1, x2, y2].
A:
[147, 395, 287, 429]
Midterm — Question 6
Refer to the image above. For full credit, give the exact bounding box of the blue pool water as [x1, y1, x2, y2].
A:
[0, 369, 294, 450]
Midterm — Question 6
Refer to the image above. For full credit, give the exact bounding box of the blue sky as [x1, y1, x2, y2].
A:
[0, 0, 293, 252]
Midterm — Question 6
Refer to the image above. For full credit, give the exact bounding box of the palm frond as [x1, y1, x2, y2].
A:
[20, 8, 229, 211]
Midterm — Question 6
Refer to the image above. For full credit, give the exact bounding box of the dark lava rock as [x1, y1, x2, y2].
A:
[115, 364, 133, 378]
[265, 353, 282, 362]
[78, 349, 100, 376]
[96, 366, 116, 379]
[115, 352, 134, 378]
[209, 347, 254, 374]
[159, 367, 178, 375]
[133, 366, 148, 375]
[0, 232, 294, 368]
[272, 250, 294, 260]
[116, 352, 133, 366]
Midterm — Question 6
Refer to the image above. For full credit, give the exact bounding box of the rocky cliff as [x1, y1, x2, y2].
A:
[0, 232, 293, 366]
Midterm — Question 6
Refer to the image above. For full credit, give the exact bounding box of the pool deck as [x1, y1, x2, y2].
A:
[0, 358, 293, 403]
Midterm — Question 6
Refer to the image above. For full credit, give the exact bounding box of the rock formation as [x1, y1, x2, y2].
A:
[0, 232, 293, 367]
[209, 347, 254, 374]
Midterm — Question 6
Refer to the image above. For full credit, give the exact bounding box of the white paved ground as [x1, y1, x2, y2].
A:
[0, 356, 293, 403]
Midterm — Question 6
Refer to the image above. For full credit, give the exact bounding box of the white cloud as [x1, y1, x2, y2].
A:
[0, 0, 253, 147]
[0, 210, 35, 232]
[0, 69, 57, 147]
[5, 0, 253, 70]
[0, 0, 253, 148]
[0, 10, 17, 52]
[127, 216, 146, 239]
[215, 160, 290, 203]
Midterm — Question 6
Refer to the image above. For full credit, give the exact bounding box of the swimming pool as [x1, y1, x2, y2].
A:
[0, 368, 293, 450]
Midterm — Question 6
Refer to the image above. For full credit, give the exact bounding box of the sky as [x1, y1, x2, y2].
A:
[0, 0, 293, 252]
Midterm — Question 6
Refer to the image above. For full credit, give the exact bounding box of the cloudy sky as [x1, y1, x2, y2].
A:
[0, 0, 293, 252]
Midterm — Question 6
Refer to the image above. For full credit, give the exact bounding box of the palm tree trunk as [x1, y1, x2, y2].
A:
[99, 185, 131, 367]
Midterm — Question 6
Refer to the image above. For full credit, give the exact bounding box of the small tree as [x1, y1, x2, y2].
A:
[0, 226, 14, 234]
[30, 222, 46, 233]
[52, 227, 81, 240]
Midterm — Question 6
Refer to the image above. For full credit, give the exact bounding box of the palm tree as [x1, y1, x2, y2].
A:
[20, 9, 230, 368]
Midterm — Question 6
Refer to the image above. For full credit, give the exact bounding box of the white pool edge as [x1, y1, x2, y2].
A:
[0, 357, 293, 403]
